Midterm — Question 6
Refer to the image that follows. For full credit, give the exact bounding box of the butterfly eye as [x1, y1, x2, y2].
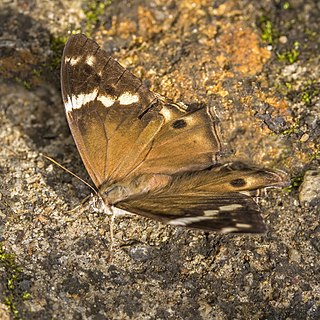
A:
[229, 178, 247, 187]
[172, 119, 187, 129]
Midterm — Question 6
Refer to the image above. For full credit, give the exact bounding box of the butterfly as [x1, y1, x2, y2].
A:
[60, 34, 289, 234]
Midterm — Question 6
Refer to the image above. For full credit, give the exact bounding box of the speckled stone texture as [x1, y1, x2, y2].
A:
[0, 0, 319, 319]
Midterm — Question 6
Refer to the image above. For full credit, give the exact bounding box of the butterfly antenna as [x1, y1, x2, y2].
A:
[41, 154, 98, 195]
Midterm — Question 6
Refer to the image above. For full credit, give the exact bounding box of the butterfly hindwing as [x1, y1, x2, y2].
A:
[116, 163, 288, 233]
[117, 192, 265, 233]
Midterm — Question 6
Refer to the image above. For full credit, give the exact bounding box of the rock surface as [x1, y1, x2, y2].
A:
[0, 0, 319, 319]
[299, 170, 320, 206]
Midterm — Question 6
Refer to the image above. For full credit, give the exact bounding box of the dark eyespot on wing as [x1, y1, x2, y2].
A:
[230, 178, 247, 187]
[172, 119, 187, 129]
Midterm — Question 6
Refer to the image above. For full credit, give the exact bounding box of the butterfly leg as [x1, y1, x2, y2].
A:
[106, 206, 115, 262]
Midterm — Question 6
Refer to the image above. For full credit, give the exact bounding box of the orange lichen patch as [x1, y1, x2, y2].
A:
[218, 23, 271, 76]
[198, 24, 218, 41]
[101, 16, 137, 39]
[179, 0, 226, 10]
[258, 92, 294, 123]
[205, 80, 230, 97]
[98, 2, 273, 119]
[156, 70, 193, 100]
[305, 141, 319, 156]
[211, 1, 243, 17]
[117, 19, 137, 38]
[100, 16, 117, 36]
[179, 0, 205, 10]
[101, 6, 163, 40]
[264, 96, 289, 112]
[215, 54, 229, 69]
[239, 95, 254, 109]
[240, 90, 293, 123]
[138, 6, 162, 37]
[285, 148, 314, 168]
[176, 1, 213, 37]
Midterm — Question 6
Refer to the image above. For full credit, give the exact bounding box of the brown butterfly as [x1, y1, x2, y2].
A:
[60, 34, 289, 233]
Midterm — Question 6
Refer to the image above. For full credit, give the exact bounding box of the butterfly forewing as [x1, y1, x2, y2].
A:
[61, 35, 159, 186]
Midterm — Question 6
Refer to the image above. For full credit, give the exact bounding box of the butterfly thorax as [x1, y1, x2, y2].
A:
[99, 174, 172, 205]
